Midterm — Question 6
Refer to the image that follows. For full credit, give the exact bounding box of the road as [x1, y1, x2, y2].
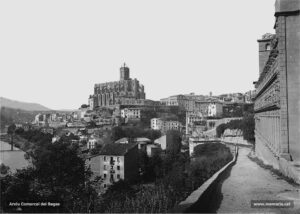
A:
[188, 147, 300, 213]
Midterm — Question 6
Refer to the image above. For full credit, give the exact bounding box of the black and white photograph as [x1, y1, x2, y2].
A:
[0, 0, 299, 213]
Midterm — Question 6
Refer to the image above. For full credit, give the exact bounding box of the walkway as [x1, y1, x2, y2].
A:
[188, 147, 300, 213]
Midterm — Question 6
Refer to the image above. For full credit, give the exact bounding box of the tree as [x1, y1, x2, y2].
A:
[87, 121, 97, 128]
[0, 164, 10, 175]
[1, 140, 97, 213]
[81, 104, 89, 109]
[166, 130, 182, 157]
[58, 132, 79, 144]
[242, 113, 255, 143]
[111, 126, 125, 142]
[7, 124, 16, 150]
[90, 143, 103, 155]
[0, 168, 42, 213]
[144, 130, 161, 141]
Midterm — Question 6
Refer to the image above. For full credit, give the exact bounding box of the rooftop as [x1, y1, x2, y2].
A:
[99, 142, 137, 156]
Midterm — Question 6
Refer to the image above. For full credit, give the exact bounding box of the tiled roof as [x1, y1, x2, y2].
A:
[99, 143, 137, 156]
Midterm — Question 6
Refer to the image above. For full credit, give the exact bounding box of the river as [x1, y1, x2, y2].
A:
[0, 140, 29, 173]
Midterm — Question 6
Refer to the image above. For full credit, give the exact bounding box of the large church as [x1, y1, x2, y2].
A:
[88, 64, 146, 109]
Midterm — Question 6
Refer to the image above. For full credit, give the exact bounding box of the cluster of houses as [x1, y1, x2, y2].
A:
[85, 132, 180, 192]
[14, 84, 254, 194]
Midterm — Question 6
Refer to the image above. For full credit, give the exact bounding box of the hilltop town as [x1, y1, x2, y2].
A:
[1, 0, 299, 213]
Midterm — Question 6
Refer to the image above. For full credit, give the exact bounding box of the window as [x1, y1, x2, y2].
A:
[266, 44, 271, 50]
[104, 165, 107, 170]
[103, 184, 106, 188]
[117, 157, 120, 162]
[117, 174, 120, 179]
[103, 174, 107, 179]
[104, 156, 106, 161]
[110, 157, 114, 162]
[117, 166, 120, 170]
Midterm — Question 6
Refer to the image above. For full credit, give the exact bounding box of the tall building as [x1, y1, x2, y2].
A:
[254, 0, 300, 183]
[90, 64, 146, 109]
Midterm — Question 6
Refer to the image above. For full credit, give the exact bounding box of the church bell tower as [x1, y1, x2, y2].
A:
[120, 63, 130, 81]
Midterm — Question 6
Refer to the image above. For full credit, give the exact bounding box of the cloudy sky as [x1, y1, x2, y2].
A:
[0, 0, 275, 110]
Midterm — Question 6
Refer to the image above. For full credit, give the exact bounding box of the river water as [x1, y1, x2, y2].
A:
[0, 140, 29, 172]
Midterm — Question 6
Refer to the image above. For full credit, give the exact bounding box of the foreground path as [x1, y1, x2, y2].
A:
[216, 147, 300, 213]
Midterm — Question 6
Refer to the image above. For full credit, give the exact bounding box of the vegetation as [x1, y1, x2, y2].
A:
[80, 104, 89, 108]
[222, 103, 254, 118]
[12, 128, 53, 151]
[96, 142, 233, 213]
[0, 107, 37, 130]
[216, 113, 255, 144]
[90, 143, 103, 155]
[0, 164, 10, 175]
[248, 154, 300, 186]
[166, 130, 182, 157]
[0, 135, 97, 213]
[111, 126, 161, 142]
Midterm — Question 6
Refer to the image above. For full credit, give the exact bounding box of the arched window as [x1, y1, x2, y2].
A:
[266, 44, 271, 51]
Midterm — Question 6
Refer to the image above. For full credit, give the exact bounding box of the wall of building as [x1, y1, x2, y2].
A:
[285, 13, 300, 161]
[254, 0, 300, 183]
[154, 135, 167, 150]
[88, 155, 125, 188]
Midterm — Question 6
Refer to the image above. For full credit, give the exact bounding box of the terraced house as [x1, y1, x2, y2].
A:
[254, 0, 300, 183]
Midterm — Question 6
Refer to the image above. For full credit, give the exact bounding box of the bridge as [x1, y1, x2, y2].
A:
[203, 117, 243, 138]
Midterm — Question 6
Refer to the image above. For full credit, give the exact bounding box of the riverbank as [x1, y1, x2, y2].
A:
[0, 134, 28, 151]
[0, 141, 29, 172]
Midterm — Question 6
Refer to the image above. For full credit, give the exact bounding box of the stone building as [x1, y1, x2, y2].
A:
[151, 118, 182, 133]
[194, 101, 223, 118]
[186, 111, 203, 135]
[86, 143, 139, 190]
[90, 64, 146, 109]
[160, 95, 195, 112]
[254, 0, 300, 183]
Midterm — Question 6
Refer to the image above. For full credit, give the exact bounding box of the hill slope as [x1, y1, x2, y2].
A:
[0, 107, 38, 129]
[0, 97, 51, 111]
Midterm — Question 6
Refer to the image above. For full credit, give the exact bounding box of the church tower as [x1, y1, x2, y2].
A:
[120, 63, 130, 81]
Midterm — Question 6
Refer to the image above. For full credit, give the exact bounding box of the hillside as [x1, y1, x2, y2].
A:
[0, 97, 51, 111]
[0, 107, 38, 130]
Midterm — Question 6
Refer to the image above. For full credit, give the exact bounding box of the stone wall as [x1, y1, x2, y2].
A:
[254, 0, 300, 182]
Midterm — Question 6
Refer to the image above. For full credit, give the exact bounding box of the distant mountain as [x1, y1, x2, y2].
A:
[0, 97, 51, 111]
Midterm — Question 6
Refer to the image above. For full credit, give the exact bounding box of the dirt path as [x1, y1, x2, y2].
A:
[216, 147, 300, 213]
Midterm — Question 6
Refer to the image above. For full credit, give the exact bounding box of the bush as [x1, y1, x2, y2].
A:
[96, 143, 233, 213]
[215, 113, 255, 144]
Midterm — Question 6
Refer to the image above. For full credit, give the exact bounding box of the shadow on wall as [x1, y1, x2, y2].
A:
[185, 151, 238, 213]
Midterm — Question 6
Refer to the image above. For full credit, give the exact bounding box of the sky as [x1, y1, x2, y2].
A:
[0, 0, 276, 110]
